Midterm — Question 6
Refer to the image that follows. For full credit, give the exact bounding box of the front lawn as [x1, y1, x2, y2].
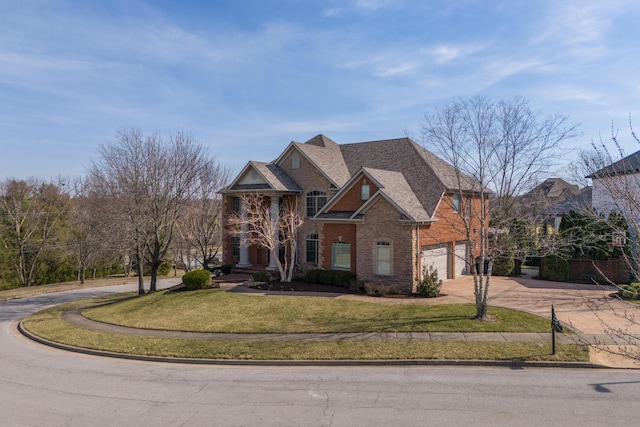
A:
[82, 289, 550, 333]
[22, 298, 588, 361]
[20, 290, 589, 362]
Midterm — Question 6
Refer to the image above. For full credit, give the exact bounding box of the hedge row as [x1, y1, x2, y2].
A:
[304, 269, 355, 288]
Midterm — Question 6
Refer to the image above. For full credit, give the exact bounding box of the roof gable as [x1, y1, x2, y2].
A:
[316, 167, 432, 222]
[529, 178, 580, 199]
[340, 138, 469, 217]
[223, 161, 301, 193]
[273, 136, 351, 187]
[362, 168, 431, 221]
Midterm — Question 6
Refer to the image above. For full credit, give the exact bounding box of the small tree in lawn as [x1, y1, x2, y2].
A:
[174, 162, 230, 271]
[228, 194, 302, 282]
[421, 95, 578, 319]
[89, 128, 219, 294]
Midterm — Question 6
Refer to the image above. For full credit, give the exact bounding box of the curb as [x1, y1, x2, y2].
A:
[18, 320, 599, 369]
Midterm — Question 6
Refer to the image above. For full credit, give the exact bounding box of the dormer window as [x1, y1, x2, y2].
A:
[292, 153, 300, 169]
[361, 184, 370, 200]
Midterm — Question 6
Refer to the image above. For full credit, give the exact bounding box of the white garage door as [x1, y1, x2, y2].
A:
[421, 246, 450, 280]
[455, 243, 468, 277]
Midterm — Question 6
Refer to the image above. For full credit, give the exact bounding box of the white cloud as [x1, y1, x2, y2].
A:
[322, 0, 399, 17]
[372, 62, 416, 78]
[421, 43, 486, 65]
[354, 0, 397, 12]
[533, 0, 627, 53]
[425, 45, 461, 64]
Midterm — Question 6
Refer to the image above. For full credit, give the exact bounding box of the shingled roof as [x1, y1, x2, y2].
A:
[224, 135, 483, 219]
[358, 167, 431, 222]
[339, 137, 479, 218]
[223, 161, 301, 193]
[295, 137, 351, 187]
[588, 149, 640, 178]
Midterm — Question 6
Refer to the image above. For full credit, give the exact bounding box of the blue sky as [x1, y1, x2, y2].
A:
[1, 0, 639, 182]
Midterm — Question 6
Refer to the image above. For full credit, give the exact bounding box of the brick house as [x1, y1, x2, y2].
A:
[221, 135, 484, 292]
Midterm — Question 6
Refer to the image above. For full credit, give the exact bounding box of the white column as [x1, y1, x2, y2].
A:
[267, 195, 280, 270]
[237, 200, 251, 267]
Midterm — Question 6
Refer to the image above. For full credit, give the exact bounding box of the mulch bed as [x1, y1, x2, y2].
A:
[246, 281, 353, 294]
[173, 276, 443, 299]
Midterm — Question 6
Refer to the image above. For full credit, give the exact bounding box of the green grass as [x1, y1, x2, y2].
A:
[82, 289, 551, 333]
[22, 300, 588, 361]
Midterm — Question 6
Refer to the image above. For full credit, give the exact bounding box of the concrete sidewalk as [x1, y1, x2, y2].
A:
[220, 277, 640, 367]
[61, 303, 582, 343]
[439, 275, 640, 368]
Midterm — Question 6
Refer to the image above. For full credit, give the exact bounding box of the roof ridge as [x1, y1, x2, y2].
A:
[304, 134, 339, 147]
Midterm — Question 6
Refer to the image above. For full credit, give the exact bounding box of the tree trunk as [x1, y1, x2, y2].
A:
[135, 248, 145, 295]
[149, 263, 158, 292]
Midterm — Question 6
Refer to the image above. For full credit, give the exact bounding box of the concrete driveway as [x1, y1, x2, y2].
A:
[440, 275, 640, 367]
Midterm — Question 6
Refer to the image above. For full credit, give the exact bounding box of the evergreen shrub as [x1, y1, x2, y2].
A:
[416, 265, 442, 297]
[619, 283, 640, 300]
[543, 256, 569, 282]
[182, 269, 211, 290]
[252, 270, 270, 283]
[492, 254, 515, 276]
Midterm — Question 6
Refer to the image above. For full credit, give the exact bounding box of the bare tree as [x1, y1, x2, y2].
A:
[0, 178, 70, 287]
[67, 177, 111, 284]
[576, 117, 640, 361]
[586, 120, 640, 259]
[175, 163, 230, 271]
[89, 128, 219, 294]
[421, 95, 578, 319]
[565, 149, 599, 188]
[228, 194, 302, 282]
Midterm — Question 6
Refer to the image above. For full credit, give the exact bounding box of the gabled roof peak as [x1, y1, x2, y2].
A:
[303, 134, 338, 147]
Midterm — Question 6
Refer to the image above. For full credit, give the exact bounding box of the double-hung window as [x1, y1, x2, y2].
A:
[306, 191, 327, 217]
[306, 234, 318, 264]
[231, 236, 240, 258]
[376, 241, 391, 275]
[231, 196, 241, 215]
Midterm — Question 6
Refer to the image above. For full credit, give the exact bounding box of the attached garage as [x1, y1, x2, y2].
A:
[421, 245, 450, 280]
[454, 242, 468, 277]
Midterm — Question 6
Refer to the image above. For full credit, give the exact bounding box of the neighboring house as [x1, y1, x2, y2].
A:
[545, 187, 592, 231]
[531, 178, 581, 202]
[529, 178, 591, 232]
[588, 150, 640, 229]
[221, 135, 484, 292]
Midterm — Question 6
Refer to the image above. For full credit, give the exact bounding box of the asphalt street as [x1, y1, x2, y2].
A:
[2, 281, 640, 426]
